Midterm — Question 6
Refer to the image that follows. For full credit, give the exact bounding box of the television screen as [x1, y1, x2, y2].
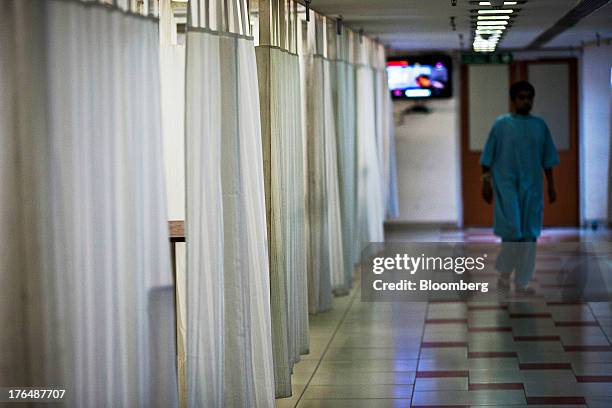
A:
[386, 55, 452, 99]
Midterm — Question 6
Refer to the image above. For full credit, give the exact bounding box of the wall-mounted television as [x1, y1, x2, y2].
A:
[386, 55, 453, 99]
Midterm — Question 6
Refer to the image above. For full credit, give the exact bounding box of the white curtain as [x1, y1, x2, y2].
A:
[159, 0, 187, 399]
[375, 68, 400, 219]
[323, 59, 346, 294]
[185, 28, 275, 407]
[304, 53, 334, 313]
[333, 60, 358, 291]
[256, 46, 310, 397]
[357, 65, 386, 244]
[0, 1, 178, 406]
[385, 85, 400, 219]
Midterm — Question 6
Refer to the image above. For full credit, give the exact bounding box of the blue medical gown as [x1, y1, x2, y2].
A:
[480, 114, 560, 239]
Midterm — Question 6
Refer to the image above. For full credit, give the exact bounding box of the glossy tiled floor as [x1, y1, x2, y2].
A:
[276, 228, 612, 408]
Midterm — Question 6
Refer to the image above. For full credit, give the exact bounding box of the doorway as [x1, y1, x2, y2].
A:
[461, 58, 579, 227]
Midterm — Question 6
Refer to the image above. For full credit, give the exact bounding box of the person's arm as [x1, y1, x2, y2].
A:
[482, 165, 493, 204]
[544, 167, 556, 203]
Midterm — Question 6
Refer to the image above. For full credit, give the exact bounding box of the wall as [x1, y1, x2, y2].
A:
[393, 94, 461, 223]
[580, 42, 612, 224]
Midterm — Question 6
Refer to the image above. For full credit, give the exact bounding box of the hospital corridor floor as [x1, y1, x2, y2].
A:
[276, 228, 612, 408]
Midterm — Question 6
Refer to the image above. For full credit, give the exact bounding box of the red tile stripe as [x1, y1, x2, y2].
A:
[519, 362, 572, 370]
[421, 341, 468, 348]
[564, 345, 612, 352]
[416, 370, 468, 378]
[469, 383, 523, 390]
[509, 313, 552, 318]
[469, 326, 512, 333]
[576, 375, 612, 382]
[426, 318, 468, 324]
[468, 351, 518, 358]
[554, 321, 599, 327]
[513, 335, 561, 341]
[526, 396, 586, 405]
[412, 406, 469, 408]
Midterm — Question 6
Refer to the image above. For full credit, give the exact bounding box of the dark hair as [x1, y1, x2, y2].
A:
[510, 80, 535, 100]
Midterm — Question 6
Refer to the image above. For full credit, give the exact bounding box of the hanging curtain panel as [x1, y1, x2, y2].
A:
[333, 59, 358, 291]
[159, 0, 188, 399]
[323, 58, 346, 294]
[304, 53, 333, 313]
[184, 29, 224, 407]
[185, 26, 275, 407]
[374, 69, 386, 194]
[0, 0, 178, 406]
[277, 48, 310, 380]
[356, 65, 386, 245]
[385, 80, 400, 219]
[256, 43, 310, 397]
[374, 67, 400, 219]
[291, 53, 310, 359]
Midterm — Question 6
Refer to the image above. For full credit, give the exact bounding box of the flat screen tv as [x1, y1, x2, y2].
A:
[386, 55, 453, 99]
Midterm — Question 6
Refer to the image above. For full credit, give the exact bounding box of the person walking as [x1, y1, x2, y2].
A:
[480, 80, 559, 295]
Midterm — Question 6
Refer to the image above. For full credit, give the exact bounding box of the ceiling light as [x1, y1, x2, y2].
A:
[479, 1, 517, 5]
[476, 24, 507, 29]
[478, 9, 514, 14]
[476, 30, 503, 34]
[478, 15, 510, 20]
[477, 20, 508, 25]
[474, 25, 507, 30]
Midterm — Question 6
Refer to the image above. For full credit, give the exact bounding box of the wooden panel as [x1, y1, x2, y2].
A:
[461, 65, 502, 226]
[525, 59, 579, 226]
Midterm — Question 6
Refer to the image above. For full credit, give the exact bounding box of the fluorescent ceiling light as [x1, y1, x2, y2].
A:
[477, 20, 508, 25]
[479, 1, 517, 5]
[478, 15, 511, 20]
[478, 9, 514, 14]
[474, 25, 507, 29]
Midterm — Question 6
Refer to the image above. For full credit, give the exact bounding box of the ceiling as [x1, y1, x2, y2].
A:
[312, 0, 612, 51]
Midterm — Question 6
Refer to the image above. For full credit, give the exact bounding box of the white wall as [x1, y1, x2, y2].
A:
[580, 42, 612, 224]
[393, 96, 461, 223]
